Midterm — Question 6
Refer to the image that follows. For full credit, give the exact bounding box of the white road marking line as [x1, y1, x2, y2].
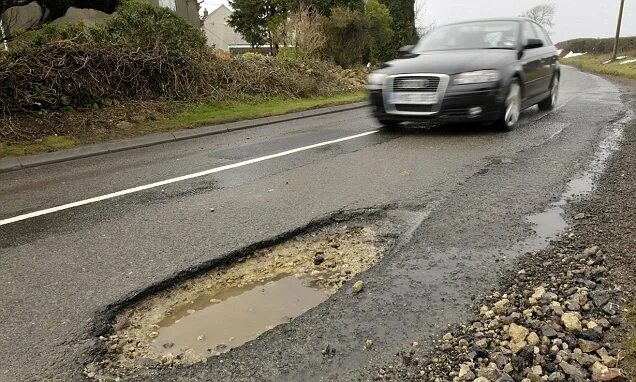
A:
[1, 130, 380, 226]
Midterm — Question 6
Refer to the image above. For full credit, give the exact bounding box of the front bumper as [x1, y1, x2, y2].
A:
[369, 75, 507, 123]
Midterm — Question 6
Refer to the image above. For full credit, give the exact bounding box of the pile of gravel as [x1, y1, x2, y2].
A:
[374, 229, 628, 382]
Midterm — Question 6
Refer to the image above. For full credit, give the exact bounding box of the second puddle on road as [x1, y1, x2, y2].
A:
[153, 275, 328, 356]
[525, 111, 630, 246]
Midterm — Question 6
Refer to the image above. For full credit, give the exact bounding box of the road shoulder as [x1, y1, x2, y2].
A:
[0, 101, 368, 174]
[372, 75, 636, 382]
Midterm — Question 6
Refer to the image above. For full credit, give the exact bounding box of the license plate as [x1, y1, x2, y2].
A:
[391, 92, 438, 105]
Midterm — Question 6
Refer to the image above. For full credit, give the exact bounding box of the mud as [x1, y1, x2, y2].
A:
[90, 225, 384, 377]
[153, 275, 329, 358]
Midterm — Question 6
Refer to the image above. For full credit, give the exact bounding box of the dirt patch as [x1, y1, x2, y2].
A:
[0, 100, 181, 153]
[86, 225, 384, 379]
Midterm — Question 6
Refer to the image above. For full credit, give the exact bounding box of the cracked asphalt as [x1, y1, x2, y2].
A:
[0, 66, 630, 381]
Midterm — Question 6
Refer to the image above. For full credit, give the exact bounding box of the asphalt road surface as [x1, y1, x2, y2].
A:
[0, 66, 631, 381]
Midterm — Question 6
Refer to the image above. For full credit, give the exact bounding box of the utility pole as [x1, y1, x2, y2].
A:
[612, 0, 625, 60]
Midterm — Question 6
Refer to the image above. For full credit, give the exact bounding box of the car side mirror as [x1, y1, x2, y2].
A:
[524, 38, 544, 50]
[398, 45, 414, 56]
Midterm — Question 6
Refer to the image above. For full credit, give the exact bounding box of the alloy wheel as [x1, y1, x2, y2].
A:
[505, 82, 521, 128]
[551, 77, 559, 107]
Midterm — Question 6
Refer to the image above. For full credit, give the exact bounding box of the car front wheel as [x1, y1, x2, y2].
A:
[496, 79, 521, 131]
[377, 118, 401, 129]
[538, 75, 559, 111]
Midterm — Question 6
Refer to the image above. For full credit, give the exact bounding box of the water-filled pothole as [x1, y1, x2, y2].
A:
[92, 225, 384, 376]
[153, 274, 328, 358]
[525, 109, 632, 246]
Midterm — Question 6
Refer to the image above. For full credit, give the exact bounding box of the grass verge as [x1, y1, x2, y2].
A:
[561, 53, 636, 79]
[1, 135, 78, 157]
[138, 92, 367, 132]
[0, 92, 367, 158]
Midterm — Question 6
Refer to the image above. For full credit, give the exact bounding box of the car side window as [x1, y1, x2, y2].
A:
[536, 24, 553, 46]
[531, 23, 551, 45]
[523, 22, 540, 47]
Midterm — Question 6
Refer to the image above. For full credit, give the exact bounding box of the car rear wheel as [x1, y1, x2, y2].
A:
[496, 79, 521, 131]
[538, 75, 559, 111]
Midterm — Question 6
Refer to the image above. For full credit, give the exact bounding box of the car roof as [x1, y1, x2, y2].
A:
[441, 17, 535, 27]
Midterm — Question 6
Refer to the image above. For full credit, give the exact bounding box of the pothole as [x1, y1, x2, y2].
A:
[89, 225, 385, 378]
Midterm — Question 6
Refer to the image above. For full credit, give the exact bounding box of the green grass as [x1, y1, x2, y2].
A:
[0, 92, 366, 158]
[139, 92, 367, 132]
[1, 135, 78, 157]
[561, 53, 636, 79]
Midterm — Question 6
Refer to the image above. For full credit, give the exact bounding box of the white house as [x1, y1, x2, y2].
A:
[202, 4, 253, 52]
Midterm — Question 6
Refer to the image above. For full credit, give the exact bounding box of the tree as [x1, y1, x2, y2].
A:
[414, 0, 434, 37]
[520, 3, 555, 32]
[365, 0, 392, 63]
[378, 0, 418, 53]
[228, 0, 289, 54]
[280, 5, 327, 59]
[293, 0, 363, 15]
[323, 6, 370, 67]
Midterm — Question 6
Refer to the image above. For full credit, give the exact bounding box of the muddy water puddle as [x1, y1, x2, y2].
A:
[524, 109, 633, 246]
[153, 275, 329, 357]
[94, 225, 384, 375]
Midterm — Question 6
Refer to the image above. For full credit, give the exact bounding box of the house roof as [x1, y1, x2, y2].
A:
[208, 4, 231, 17]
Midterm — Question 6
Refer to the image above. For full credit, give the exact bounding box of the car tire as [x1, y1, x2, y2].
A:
[495, 78, 522, 131]
[378, 119, 401, 129]
[538, 74, 559, 111]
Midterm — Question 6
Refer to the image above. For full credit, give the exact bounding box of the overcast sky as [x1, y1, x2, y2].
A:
[201, 0, 635, 43]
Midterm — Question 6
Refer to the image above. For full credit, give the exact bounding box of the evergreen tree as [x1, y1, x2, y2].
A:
[378, 0, 418, 52]
[365, 0, 393, 63]
[228, 0, 289, 51]
[294, 0, 364, 15]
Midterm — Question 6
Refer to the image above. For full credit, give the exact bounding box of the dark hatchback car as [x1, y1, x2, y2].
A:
[367, 18, 560, 130]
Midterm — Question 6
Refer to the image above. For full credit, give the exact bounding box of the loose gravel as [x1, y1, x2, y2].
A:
[370, 80, 636, 382]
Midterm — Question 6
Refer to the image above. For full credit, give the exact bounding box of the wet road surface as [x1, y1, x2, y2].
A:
[0, 67, 631, 381]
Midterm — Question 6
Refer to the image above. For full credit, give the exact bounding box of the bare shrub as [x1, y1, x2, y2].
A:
[0, 1, 363, 115]
[283, 5, 327, 60]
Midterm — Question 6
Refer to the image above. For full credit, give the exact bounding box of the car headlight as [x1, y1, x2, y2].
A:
[453, 70, 500, 85]
[367, 72, 388, 88]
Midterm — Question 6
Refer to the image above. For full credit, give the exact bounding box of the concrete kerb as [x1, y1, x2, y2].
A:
[0, 156, 22, 172]
[0, 102, 368, 174]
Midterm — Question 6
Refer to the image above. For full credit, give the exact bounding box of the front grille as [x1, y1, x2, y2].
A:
[393, 76, 440, 93]
[395, 104, 434, 113]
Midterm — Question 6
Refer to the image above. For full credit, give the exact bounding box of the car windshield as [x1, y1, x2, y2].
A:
[413, 21, 519, 52]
